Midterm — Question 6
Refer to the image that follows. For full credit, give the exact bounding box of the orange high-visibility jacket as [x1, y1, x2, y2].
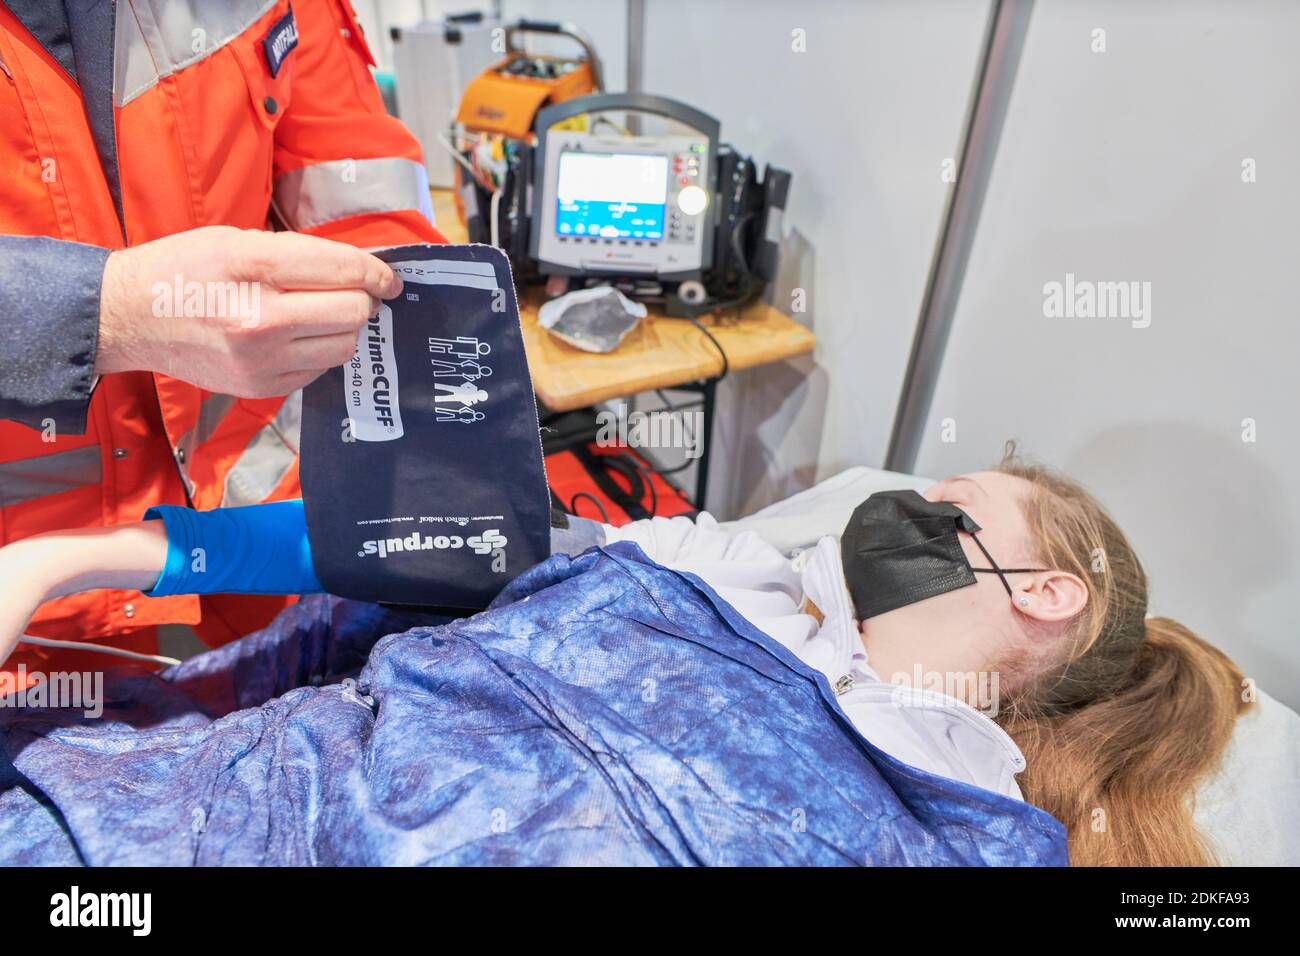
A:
[0, 0, 445, 677]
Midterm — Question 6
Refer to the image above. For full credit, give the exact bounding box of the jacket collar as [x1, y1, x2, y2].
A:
[5, 0, 125, 235]
[3, 1, 76, 80]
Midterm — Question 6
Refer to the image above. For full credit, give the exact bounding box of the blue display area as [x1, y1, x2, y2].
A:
[554, 151, 670, 240]
[556, 199, 665, 239]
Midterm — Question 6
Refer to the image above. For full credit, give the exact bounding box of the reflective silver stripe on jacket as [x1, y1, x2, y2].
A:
[174, 393, 240, 496]
[220, 391, 301, 507]
[272, 158, 434, 231]
[0, 446, 102, 509]
[115, 0, 277, 107]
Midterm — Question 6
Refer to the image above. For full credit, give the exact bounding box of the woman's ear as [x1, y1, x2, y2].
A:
[1012, 571, 1088, 623]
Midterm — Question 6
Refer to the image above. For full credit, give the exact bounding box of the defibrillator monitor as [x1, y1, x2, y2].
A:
[532, 94, 720, 281]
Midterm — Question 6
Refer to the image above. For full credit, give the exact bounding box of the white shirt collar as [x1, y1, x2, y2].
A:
[793, 536, 1028, 785]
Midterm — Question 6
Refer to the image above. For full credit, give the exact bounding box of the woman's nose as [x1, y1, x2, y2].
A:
[921, 482, 946, 503]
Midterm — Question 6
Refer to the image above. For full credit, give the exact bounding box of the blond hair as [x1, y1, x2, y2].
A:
[994, 444, 1248, 866]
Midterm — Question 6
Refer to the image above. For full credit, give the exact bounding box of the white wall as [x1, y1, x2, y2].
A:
[912, 0, 1300, 709]
[639, 0, 992, 517]
[353, 0, 626, 86]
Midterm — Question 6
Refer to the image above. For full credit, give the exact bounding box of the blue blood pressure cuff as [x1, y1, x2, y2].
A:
[298, 244, 551, 610]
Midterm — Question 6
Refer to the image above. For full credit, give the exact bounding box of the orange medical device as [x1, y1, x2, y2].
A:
[455, 19, 603, 141]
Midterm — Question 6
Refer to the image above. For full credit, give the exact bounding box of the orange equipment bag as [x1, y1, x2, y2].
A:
[451, 19, 603, 234]
[455, 19, 600, 140]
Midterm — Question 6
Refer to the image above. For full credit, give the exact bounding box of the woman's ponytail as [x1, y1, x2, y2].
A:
[996, 448, 1250, 866]
[1007, 617, 1247, 866]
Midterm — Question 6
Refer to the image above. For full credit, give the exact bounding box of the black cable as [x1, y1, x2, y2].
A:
[657, 389, 699, 445]
[625, 454, 658, 517]
[685, 211, 758, 318]
[729, 211, 756, 280]
[569, 491, 609, 523]
[645, 465, 658, 516]
[686, 315, 729, 381]
[647, 393, 700, 477]
[573, 445, 650, 521]
[663, 207, 764, 381]
[602, 453, 647, 508]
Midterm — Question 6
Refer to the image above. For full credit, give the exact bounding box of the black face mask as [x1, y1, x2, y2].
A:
[840, 489, 1048, 620]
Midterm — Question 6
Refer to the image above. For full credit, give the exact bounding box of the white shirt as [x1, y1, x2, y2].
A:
[605, 513, 1027, 800]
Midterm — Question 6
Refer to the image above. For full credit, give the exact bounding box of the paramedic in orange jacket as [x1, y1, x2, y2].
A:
[0, 0, 447, 681]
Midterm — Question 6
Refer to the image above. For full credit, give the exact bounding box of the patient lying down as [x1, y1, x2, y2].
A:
[603, 454, 1250, 867]
[0, 449, 1250, 867]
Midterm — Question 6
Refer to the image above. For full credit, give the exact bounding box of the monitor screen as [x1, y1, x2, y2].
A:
[554, 151, 669, 240]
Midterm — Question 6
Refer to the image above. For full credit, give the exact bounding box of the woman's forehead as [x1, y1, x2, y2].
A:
[926, 471, 1035, 525]
[950, 470, 1032, 498]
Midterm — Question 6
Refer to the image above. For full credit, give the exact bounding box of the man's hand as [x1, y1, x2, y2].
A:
[95, 226, 403, 396]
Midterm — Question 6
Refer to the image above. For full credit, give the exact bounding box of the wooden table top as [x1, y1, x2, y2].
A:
[429, 189, 815, 412]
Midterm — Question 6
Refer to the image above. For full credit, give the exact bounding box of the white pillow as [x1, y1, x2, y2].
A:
[718, 465, 933, 553]
[1194, 688, 1300, 866]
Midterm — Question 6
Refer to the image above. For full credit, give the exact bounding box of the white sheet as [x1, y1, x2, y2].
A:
[722, 466, 1300, 866]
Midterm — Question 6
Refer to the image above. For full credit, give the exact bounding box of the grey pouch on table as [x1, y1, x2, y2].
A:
[537, 286, 647, 353]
